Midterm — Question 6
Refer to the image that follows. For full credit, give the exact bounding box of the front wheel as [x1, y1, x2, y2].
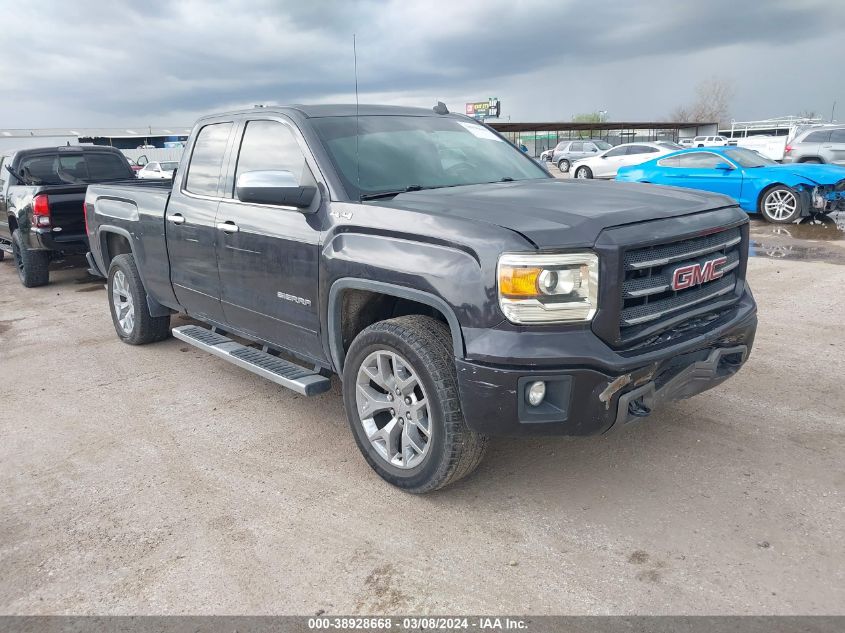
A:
[760, 185, 802, 223]
[107, 254, 171, 345]
[342, 315, 488, 493]
[574, 166, 593, 179]
[557, 159, 570, 173]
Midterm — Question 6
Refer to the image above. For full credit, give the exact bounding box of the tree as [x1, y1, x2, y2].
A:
[571, 111, 603, 123]
[669, 77, 734, 124]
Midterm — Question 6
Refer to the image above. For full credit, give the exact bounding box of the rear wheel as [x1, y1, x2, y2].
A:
[574, 166, 593, 179]
[759, 185, 802, 223]
[107, 254, 171, 345]
[0, 247, 5, 262]
[342, 315, 488, 493]
[557, 159, 570, 173]
[11, 229, 50, 287]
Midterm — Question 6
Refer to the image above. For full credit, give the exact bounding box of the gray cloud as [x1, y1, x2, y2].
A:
[1, 0, 842, 127]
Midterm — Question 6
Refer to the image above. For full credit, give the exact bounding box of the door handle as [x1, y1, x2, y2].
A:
[166, 213, 185, 225]
[216, 221, 239, 233]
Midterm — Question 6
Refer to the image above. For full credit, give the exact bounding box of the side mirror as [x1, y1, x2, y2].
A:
[236, 170, 317, 210]
[715, 162, 735, 171]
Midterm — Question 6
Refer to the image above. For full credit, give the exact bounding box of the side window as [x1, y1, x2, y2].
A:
[828, 129, 845, 143]
[583, 143, 597, 152]
[185, 122, 233, 196]
[630, 145, 660, 154]
[234, 120, 315, 191]
[676, 152, 723, 168]
[803, 131, 830, 142]
[605, 146, 628, 157]
[657, 155, 681, 168]
[569, 142, 583, 152]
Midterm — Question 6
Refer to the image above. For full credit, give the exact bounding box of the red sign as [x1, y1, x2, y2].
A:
[671, 256, 728, 291]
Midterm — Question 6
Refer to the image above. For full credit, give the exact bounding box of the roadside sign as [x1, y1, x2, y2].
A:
[465, 98, 501, 119]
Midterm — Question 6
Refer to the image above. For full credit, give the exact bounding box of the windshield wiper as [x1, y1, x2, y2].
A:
[360, 184, 424, 201]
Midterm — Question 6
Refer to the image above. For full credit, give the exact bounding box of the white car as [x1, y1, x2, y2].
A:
[137, 160, 179, 179]
[692, 135, 729, 147]
[678, 138, 695, 147]
[570, 141, 681, 179]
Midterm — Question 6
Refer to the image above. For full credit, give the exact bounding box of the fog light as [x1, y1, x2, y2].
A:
[527, 381, 546, 406]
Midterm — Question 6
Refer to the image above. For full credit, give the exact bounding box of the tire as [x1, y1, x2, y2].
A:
[759, 185, 802, 224]
[0, 247, 4, 262]
[574, 166, 593, 179]
[342, 315, 488, 493]
[11, 229, 50, 287]
[107, 253, 171, 345]
[557, 159, 570, 173]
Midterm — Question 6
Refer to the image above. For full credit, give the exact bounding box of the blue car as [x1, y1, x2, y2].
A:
[616, 146, 845, 223]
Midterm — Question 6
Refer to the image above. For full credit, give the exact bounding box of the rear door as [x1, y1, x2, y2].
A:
[214, 117, 324, 359]
[165, 121, 234, 322]
[823, 129, 845, 165]
[799, 130, 828, 161]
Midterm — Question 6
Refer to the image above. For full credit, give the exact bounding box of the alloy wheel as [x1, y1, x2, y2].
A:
[764, 189, 798, 221]
[355, 349, 431, 469]
[111, 270, 135, 334]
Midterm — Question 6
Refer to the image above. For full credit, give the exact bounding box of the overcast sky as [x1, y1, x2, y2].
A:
[2, 0, 843, 128]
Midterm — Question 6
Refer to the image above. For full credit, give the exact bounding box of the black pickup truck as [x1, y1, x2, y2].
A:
[85, 104, 757, 492]
[0, 145, 135, 286]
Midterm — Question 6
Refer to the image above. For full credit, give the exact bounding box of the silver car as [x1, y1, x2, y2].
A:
[551, 139, 612, 172]
[782, 126, 845, 165]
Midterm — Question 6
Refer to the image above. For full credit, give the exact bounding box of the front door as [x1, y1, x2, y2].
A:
[165, 121, 234, 323]
[669, 151, 744, 201]
[214, 118, 324, 361]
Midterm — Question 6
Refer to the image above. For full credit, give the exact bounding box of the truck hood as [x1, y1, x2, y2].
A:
[382, 178, 735, 248]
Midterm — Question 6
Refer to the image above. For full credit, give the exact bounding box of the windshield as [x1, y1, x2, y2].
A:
[16, 152, 132, 185]
[160, 162, 179, 170]
[311, 115, 549, 200]
[657, 141, 683, 150]
[724, 148, 777, 168]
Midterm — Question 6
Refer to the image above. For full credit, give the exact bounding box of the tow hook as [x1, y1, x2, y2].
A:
[627, 398, 652, 418]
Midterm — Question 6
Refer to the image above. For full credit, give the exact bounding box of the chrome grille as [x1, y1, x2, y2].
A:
[619, 227, 743, 338]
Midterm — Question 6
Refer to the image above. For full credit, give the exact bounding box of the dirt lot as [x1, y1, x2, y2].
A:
[1, 225, 843, 615]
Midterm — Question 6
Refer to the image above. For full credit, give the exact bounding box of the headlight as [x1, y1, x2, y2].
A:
[498, 252, 599, 324]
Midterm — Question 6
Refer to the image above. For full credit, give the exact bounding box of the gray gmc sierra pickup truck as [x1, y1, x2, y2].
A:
[85, 104, 757, 492]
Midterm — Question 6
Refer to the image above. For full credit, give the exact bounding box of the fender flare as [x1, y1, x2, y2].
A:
[327, 278, 464, 372]
[97, 225, 171, 318]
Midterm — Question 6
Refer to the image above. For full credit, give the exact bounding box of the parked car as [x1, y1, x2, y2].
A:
[678, 138, 695, 147]
[539, 147, 554, 162]
[692, 135, 729, 147]
[137, 160, 179, 179]
[616, 146, 845, 223]
[85, 104, 757, 492]
[0, 145, 134, 286]
[571, 141, 681, 179]
[783, 126, 845, 165]
[551, 139, 612, 172]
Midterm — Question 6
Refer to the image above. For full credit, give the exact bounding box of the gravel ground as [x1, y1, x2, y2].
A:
[0, 248, 842, 615]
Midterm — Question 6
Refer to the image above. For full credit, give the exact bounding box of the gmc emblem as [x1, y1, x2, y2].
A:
[671, 256, 728, 291]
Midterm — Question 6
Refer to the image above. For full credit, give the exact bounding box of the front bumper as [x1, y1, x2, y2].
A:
[456, 291, 757, 437]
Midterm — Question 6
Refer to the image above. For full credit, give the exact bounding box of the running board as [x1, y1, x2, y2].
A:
[172, 325, 331, 396]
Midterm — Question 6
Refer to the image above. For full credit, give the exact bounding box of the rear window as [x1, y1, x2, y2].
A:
[15, 152, 131, 185]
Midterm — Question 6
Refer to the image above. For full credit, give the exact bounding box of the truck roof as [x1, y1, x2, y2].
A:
[9, 145, 125, 158]
[197, 104, 456, 121]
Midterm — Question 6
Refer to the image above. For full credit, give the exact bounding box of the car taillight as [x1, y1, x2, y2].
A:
[32, 194, 51, 228]
[784, 145, 793, 154]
